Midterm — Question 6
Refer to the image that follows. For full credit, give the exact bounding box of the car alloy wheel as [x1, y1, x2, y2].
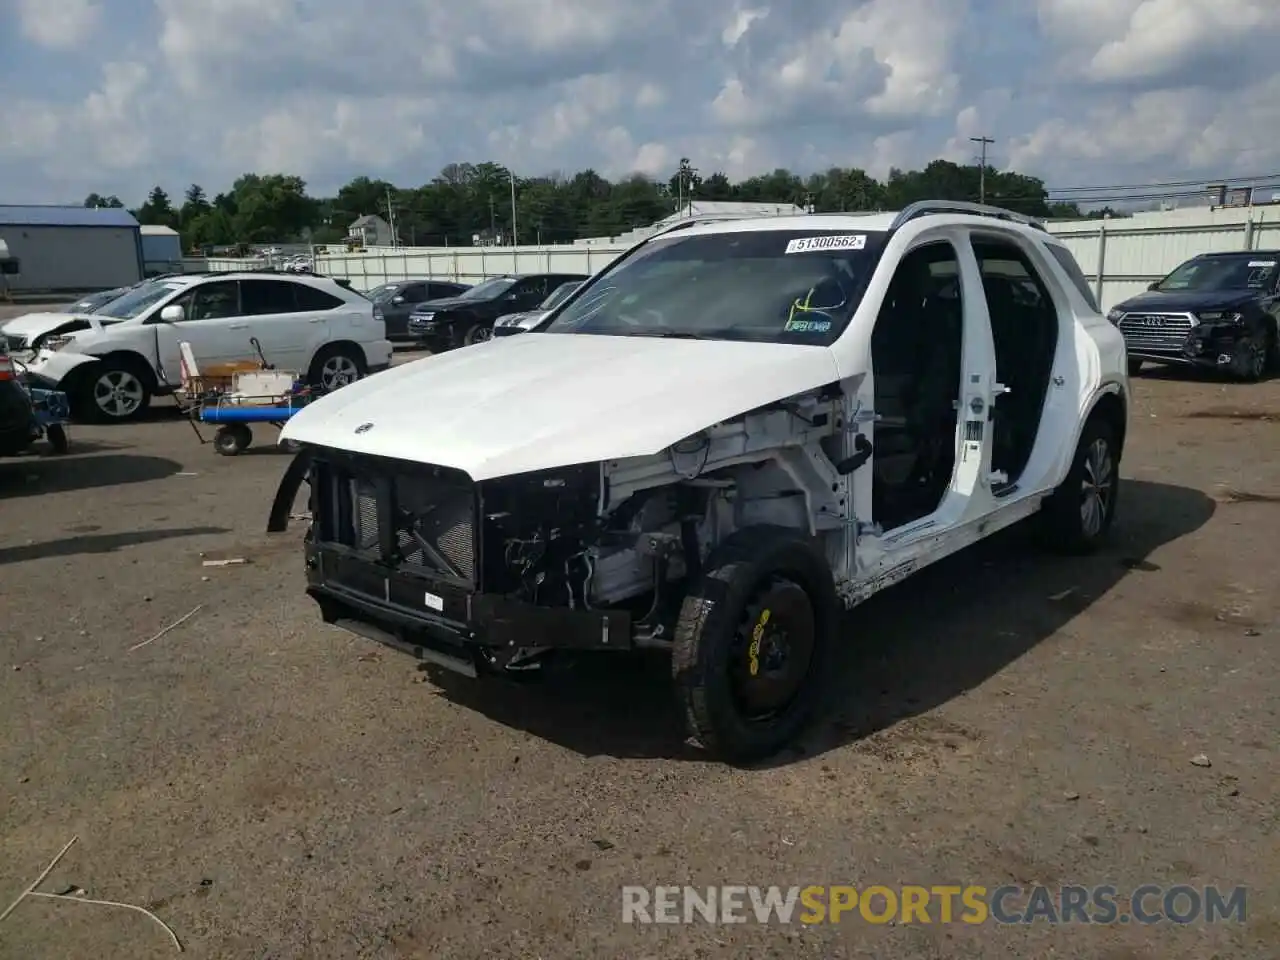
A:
[320, 354, 360, 389]
[1079, 437, 1114, 538]
[94, 369, 145, 419]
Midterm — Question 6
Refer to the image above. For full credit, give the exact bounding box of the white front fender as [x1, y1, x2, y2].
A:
[24, 349, 100, 386]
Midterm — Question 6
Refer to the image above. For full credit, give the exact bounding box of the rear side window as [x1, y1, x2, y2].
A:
[241, 279, 299, 315]
[1046, 244, 1099, 313]
[293, 283, 345, 311]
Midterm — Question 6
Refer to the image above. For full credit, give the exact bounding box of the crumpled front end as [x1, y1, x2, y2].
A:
[292, 446, 627, 676]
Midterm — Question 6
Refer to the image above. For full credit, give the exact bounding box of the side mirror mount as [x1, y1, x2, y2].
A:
[1147, 281, 1159, 291]
[159, 304, 184, 323]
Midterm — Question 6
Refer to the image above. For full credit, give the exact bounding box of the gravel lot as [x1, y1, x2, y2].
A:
[1, 303, 1277, 958]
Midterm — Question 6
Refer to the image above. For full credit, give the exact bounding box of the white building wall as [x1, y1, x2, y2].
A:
[0, 225, 143, 292]
[201, 205, 1280, 310]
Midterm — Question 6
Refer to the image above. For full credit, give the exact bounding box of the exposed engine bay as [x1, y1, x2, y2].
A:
[474, 385, 849, 639]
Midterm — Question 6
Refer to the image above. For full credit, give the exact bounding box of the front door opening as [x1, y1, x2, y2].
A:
[870, 241, 964, 531]
[972, 238, 1059, 486]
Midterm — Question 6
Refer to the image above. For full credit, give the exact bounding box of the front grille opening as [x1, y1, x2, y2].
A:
[1118, 313, 1194, 353]
[312, 453, 477, 584]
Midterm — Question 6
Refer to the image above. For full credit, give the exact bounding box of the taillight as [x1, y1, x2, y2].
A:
[0, 355, 14, 380]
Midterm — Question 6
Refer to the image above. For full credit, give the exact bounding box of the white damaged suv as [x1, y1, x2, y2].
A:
[275, 201, 1128, 762]
[13, 272, 391, 422]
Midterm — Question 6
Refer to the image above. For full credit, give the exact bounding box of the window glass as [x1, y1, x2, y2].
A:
[293, 283, 344, 311]
[96, 281, 184, 320]
[183, 281, 240, 321]
[1046, 244, 1100, 312]
[240, 279, 299, 315]
[401, 284, 427, 303]
[1155, 254, 1278, 292]
[545, 229, 886, 344]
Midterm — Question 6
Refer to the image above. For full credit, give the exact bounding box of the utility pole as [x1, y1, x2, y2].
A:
[383, 186, 398, 248]
[970, 136, 995, 204]
[509, 171, 518, 246]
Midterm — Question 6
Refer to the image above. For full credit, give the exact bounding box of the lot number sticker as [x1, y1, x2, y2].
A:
[785, 234, 867, 254]
[1248, 260, 1276, 268]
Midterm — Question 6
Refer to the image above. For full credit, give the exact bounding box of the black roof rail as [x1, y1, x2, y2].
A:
[890, 200, 1047, 232]
[650, 213, 773, 239]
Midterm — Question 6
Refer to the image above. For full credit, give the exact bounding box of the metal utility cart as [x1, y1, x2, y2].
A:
[179, 340, 317, 456]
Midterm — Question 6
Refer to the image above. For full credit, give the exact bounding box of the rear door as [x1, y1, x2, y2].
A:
[238, 278, 323, 372]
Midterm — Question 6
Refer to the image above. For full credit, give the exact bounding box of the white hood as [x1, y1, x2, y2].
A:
[0, 312, 88, 340]
[281, 332, 841, 480]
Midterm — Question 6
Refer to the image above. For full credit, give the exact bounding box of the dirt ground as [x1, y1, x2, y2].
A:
[1, 316, 1277, 957]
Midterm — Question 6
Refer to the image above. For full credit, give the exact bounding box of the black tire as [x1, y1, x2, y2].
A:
[45, 423, 69, 455]
[75, 356, 153, 422]
[1039, 415, 1119, 554]
[308, 344, 366, 391]
[1127, 358, 1143, 376]
[672, 525, 839, 763]
[463, 322, 493, 346]
[1229, 334, 1268, 382]
[214, 424, 252, 456]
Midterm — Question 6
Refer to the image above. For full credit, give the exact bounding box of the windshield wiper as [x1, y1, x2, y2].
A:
[623, 329, 706, 339]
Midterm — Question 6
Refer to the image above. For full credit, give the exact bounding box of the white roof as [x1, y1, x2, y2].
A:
[669, 213, 899, 237]
[140, 224, 180, 237]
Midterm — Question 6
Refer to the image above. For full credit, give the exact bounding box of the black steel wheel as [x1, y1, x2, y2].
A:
[673, 525, 838, 763]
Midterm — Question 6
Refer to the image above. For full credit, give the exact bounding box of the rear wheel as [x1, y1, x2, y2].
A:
[672, 525, 838, 763]
[1127, 358, 1143, 376]
[308, 345, 366, 391]
[1039, 415, 1119, 554]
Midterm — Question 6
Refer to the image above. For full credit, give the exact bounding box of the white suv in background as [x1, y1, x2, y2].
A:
[17, 272, 391, 421]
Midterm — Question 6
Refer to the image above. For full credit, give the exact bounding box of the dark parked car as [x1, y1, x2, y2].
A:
[493, 280, 584, 336]
[1108, 250, 1280, 381]
[407, 273, 590, 349]
[366, 279, 472, 341]
[0, 353, 36, 456]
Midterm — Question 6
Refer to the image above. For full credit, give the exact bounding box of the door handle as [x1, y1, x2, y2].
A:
[228, 323, 248, 330]
[308, 317, 324, 323]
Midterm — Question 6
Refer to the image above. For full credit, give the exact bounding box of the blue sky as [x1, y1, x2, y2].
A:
[3, 0, 1280, 205]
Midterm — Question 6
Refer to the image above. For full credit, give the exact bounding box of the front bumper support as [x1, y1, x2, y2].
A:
[304, 544, 632, 675]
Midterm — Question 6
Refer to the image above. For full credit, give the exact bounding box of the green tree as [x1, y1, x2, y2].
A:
[135, 186, 178, 227]
[83, 192, 124, 208]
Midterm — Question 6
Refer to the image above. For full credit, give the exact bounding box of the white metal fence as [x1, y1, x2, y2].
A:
[200, 206, 1280, 311]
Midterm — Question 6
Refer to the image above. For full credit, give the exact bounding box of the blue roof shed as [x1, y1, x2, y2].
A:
[0, 205, 144, 291]
[0, 205, 140, 228]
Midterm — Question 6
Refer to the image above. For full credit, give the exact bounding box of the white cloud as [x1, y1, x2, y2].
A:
[13, 0, 101, 48]
[4, 0, 1280, 203]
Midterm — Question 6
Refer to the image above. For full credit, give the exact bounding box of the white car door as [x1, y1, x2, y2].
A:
[236, 278, 318, 372]
[149, 279, 251, 386]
